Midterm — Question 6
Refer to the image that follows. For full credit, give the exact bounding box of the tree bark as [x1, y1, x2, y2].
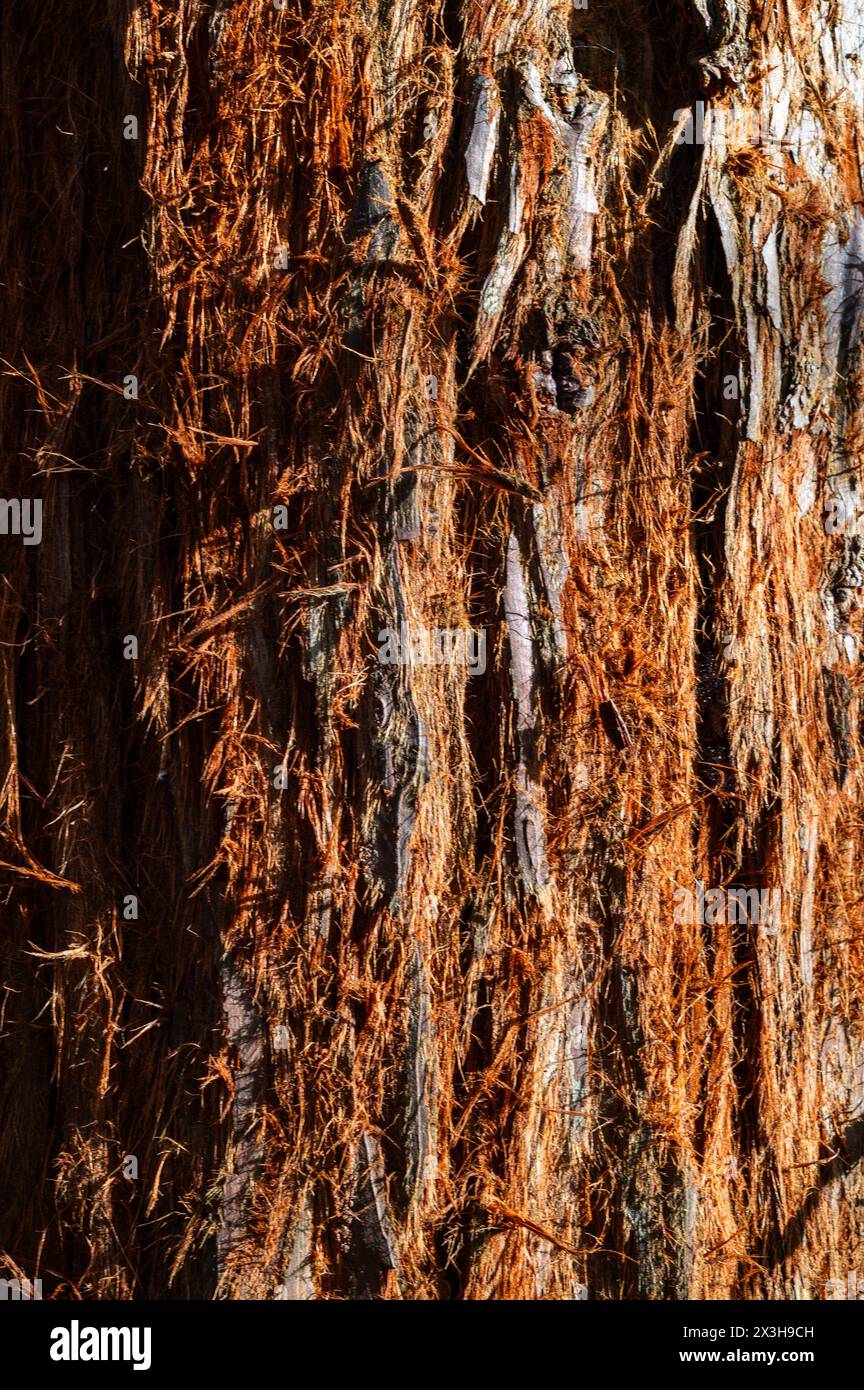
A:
[1, 0, 863, 1300]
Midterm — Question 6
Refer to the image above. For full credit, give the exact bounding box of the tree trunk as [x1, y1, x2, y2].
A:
[1, 0, 863, 1300]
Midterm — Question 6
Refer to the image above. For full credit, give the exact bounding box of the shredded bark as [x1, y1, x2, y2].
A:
[0, 0, 863, 1300]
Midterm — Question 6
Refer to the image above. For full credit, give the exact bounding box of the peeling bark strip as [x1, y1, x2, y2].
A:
[404, 941, 437, 1206]
[599, 700, 633, 753]
[465, 75, 500, 205]
[1, 0, 864, 1303]
[348, 1134, 402, 1299]
[505, 529, 551, 899]
[217, 958, 264, 1283]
